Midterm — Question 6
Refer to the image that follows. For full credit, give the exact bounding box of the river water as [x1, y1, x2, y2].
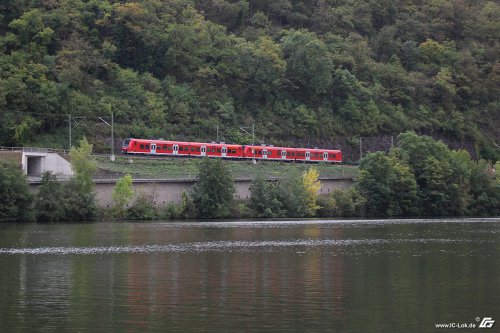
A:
[0, 219, 499, 332]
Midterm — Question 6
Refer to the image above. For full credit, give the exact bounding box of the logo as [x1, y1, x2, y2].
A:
[479, 317, 495, 328]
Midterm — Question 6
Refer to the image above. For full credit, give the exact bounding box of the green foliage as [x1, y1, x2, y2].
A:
[249, 174, 284, 218]
[69, 137, 97, 193]
[468, 161, 500, 216]
[191, 158, 235, 219]
[356, 132, 499, 217]
[357, 151, 418, 216]
[180, 190, 197, 219]
[0, 162, 33, 221]
[64, 137, 98, 221]
[63, 179, 97, 221]
[126, 193, 157, 220]
[0, 0, 498, 159]
[317, 188, 366, 218]
[281, 29, 333, 94]
[277, 167, 309, 218]
[249, 167, 311, 218]
[113, 174, 133, 201]
[112, 174, 133, 217]
[35, 171, 66, 222]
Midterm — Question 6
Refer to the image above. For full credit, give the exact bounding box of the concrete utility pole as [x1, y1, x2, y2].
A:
[68, 114, 86, 151]
[111, 112, 114, 160]
[240, 123, 256, 163]
[69, 114, 71, 150]
[98, 112, 115, 161]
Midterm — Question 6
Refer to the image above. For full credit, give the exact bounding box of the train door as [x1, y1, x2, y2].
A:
[323, 152, 328, 161]
[281, 150, 287, 160]
[262, 149, 268, 159]
[201, 146, 206, 157]
[151, 143, 157, 154]
[222, 146, 227, 157]
[173, 144, 179, 155]
[305, 151, 310, 161]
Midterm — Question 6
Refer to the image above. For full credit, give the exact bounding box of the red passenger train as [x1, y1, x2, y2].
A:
[121, 138, 342, 163]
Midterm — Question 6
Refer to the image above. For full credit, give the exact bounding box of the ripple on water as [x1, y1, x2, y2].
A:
[0, 238, 488, 255]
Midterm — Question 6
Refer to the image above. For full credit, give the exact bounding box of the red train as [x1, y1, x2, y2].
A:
[121, 138, 342, 163]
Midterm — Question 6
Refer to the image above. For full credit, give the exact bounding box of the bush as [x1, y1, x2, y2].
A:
[191, 158, 235, 219]
[316, 188, 366, 218]
[0, 162, 34, 221]
[249, 174, 285, 218]
[63, 179, 97, 221]
[35, 171, 66, 222]
[127, 193, 157, 220]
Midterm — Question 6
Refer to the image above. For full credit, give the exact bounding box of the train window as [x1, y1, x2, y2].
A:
[146, 145, 150, 149]
[232, 150, 236, 154]
[292, 152, 295, 156]
[332, 154, 336, 159]
[197, 148, 200, 152]
[191, 148, 195, 152]
[167, 146, 172, 150]
[140, 144, 144, 149]
[217, 149, 221, 153]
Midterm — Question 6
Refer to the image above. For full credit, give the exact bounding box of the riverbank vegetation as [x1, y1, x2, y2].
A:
[1, 1, 499, 161]
[1, 133, 498, 222]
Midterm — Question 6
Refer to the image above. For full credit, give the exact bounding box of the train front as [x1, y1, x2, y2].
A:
[122, 138, 133, 154]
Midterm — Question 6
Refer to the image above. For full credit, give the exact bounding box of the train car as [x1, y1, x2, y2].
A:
[243, 145, 297, 162]
[122, 138, 190, 157]
[122, 138, 160, 154]
[294, 148, 342, 163]
[189, 142, 244, 159]
[122, 138, 342, 163]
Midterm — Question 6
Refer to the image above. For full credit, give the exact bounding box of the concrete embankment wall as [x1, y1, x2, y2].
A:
[92, 177, 354, 208]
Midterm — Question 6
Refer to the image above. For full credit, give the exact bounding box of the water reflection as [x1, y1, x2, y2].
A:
[0, 219, 499, 332]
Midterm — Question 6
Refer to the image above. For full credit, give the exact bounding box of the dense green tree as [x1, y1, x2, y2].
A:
[126, 193, 157, 220]
[357, 151, 418, 216]
[0, 162, 33, 221]
[317, 188, 366, 218]
[63, 178, 97, 221]
[249, 173, 284, 218]
[277, 167, 309, 218]
[69, 137, 97, 193]
[112, 174, 133, 218]
[191, 158, 235, 218]
[65, 137, 97, 221]
[468, 160, 500, 216]
[280, 29, 333, 94]
[35, 171, 66, 222]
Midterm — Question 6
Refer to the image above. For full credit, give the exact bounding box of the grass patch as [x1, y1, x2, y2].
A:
[95, 155, 358, 179]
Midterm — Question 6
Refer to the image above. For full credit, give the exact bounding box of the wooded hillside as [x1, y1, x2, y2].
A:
[1, 0, 498, 160]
